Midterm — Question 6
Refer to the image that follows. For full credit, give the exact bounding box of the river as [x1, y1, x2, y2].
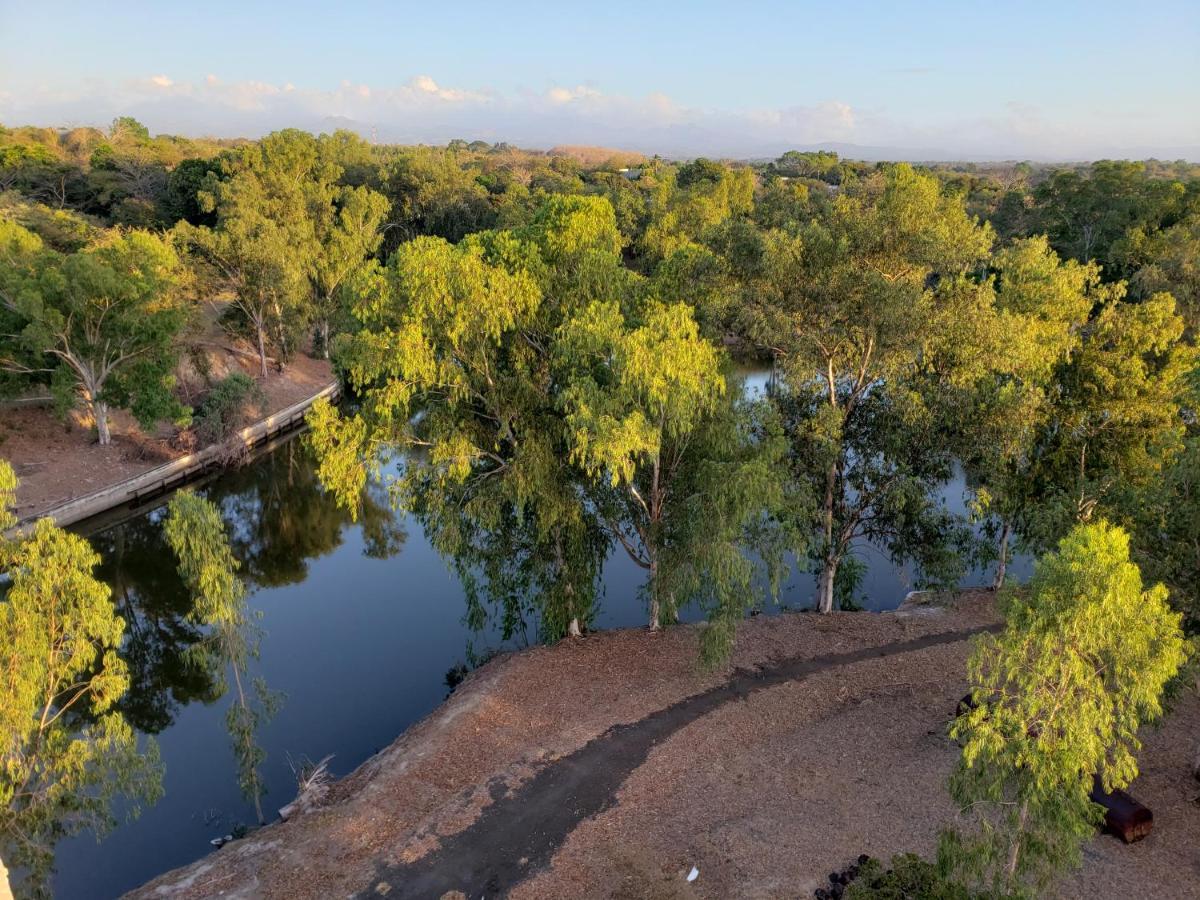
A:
[48, 367, 1027, 898]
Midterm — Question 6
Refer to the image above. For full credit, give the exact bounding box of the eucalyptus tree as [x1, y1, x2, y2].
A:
[0, 460, 162, 897]
[310, 193, 787, 651]
[308, 184, 389, 357]
[748, 165, 993, 613]
[0, 219, 189, 444]
[306, 221, 604, 636]
[1030, 161, 1187, 267]
[164, 490, 281, 826]
[1117, 208, 1200, 335]
[554, 298, 794, 646]
[181, 129, 333, 375]
[952, 237, 1096, 587]
[944, 521, 1187, 896]
[639, 160, 755, 264]
[1019, 289, 1194, 551]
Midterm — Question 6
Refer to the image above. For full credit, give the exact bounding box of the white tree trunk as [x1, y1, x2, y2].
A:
[567, 617, 582, 638]
[94, 399, 112, 446]
[993, 521, 1011, 590]
[256, 325, 269, 378]
[816, 555, 839, 614]
[0, 854, 12, 900]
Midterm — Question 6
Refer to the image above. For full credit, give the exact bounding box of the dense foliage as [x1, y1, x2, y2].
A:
[1, 117, 1199, 891]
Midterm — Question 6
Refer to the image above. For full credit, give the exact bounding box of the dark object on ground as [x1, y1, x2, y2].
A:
[956, 693, 976, 717]
[815, 856, 871, 898]
[1091, 777, 1153, 844]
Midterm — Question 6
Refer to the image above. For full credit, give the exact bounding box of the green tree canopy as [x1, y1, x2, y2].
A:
[0, 220, 189, 444]
[1, 461, 162, 896]
[746, 164, 994, 612]
[944, 520, 1188, 896]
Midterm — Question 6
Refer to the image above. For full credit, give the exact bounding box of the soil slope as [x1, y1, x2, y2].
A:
[126, 592, 1200, 899]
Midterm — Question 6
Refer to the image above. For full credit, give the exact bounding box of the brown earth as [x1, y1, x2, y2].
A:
[0, 351, 333, 522]
[124, 591, 1200, 899]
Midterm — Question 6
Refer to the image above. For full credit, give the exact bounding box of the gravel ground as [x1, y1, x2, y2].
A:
[124, 591, 1200, 900]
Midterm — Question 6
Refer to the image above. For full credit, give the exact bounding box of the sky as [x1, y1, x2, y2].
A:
[1, 0, 1198, 160]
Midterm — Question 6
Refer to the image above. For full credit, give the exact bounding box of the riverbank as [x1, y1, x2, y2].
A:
[1, 354, 334, 525]
[124, 591, 1200, 899]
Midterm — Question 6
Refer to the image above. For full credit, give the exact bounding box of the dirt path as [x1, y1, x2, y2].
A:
[366, 625, 1000, 899]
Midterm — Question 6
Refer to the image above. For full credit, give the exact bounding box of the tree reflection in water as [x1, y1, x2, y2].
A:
[87, 434, 406, 821]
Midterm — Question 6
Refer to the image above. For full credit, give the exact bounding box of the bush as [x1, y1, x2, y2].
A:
[845, 854, 978, 900]
[194, 373, 264, 445]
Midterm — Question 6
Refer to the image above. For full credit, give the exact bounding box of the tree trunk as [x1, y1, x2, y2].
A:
[94, 400, 112, 446]
[993, 520, 1011, 590]
[816, 554, 839, 614]
[256, 324, 269, 378]
[817, 459, 837, 613]
[1007, 799, 1029, 881]
[319, 319, 331, 360]
[648, 558, 661, 631]
[567, 617, 582, 638]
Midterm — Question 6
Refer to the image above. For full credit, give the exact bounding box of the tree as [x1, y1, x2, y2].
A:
[555, 299, 781, 636]
[954, 237, 1096, 588]
[1, 462, 162, 897]
[748, 165, 994, 612]
[1117, 209, 1200, 336]
[181, 130, 332, 376]
[308, 184, 388, 357]
[0, 220, 188, 444]
[639, 161, 754, 264]
[1020, 289, 1194, 550]
[1030, 161, 1186, 268]
[164, 490, 281, 826]
[943, 521, 1187, 896]
[308, 200, 620, 640]
[383, 147, 495, 246]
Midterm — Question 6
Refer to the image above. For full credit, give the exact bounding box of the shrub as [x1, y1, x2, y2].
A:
[845, 854, 978, 899]
[194, 373, 264, 445]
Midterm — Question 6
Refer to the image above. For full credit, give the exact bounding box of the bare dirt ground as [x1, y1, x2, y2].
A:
[124, 591, 1200, 900]
[0, 351, 333, 521]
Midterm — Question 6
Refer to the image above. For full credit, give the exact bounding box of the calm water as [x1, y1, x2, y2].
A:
[49, 368, 1026, 898]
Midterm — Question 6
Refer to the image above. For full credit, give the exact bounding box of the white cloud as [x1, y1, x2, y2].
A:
[149, 74, 173, 88]
[547, 85, 602, 104]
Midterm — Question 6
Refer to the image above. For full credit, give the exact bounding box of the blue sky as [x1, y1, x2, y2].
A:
[2, 0, 1197, 159]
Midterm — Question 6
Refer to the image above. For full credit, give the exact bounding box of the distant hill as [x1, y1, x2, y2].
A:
[547, 145, 647, 168]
